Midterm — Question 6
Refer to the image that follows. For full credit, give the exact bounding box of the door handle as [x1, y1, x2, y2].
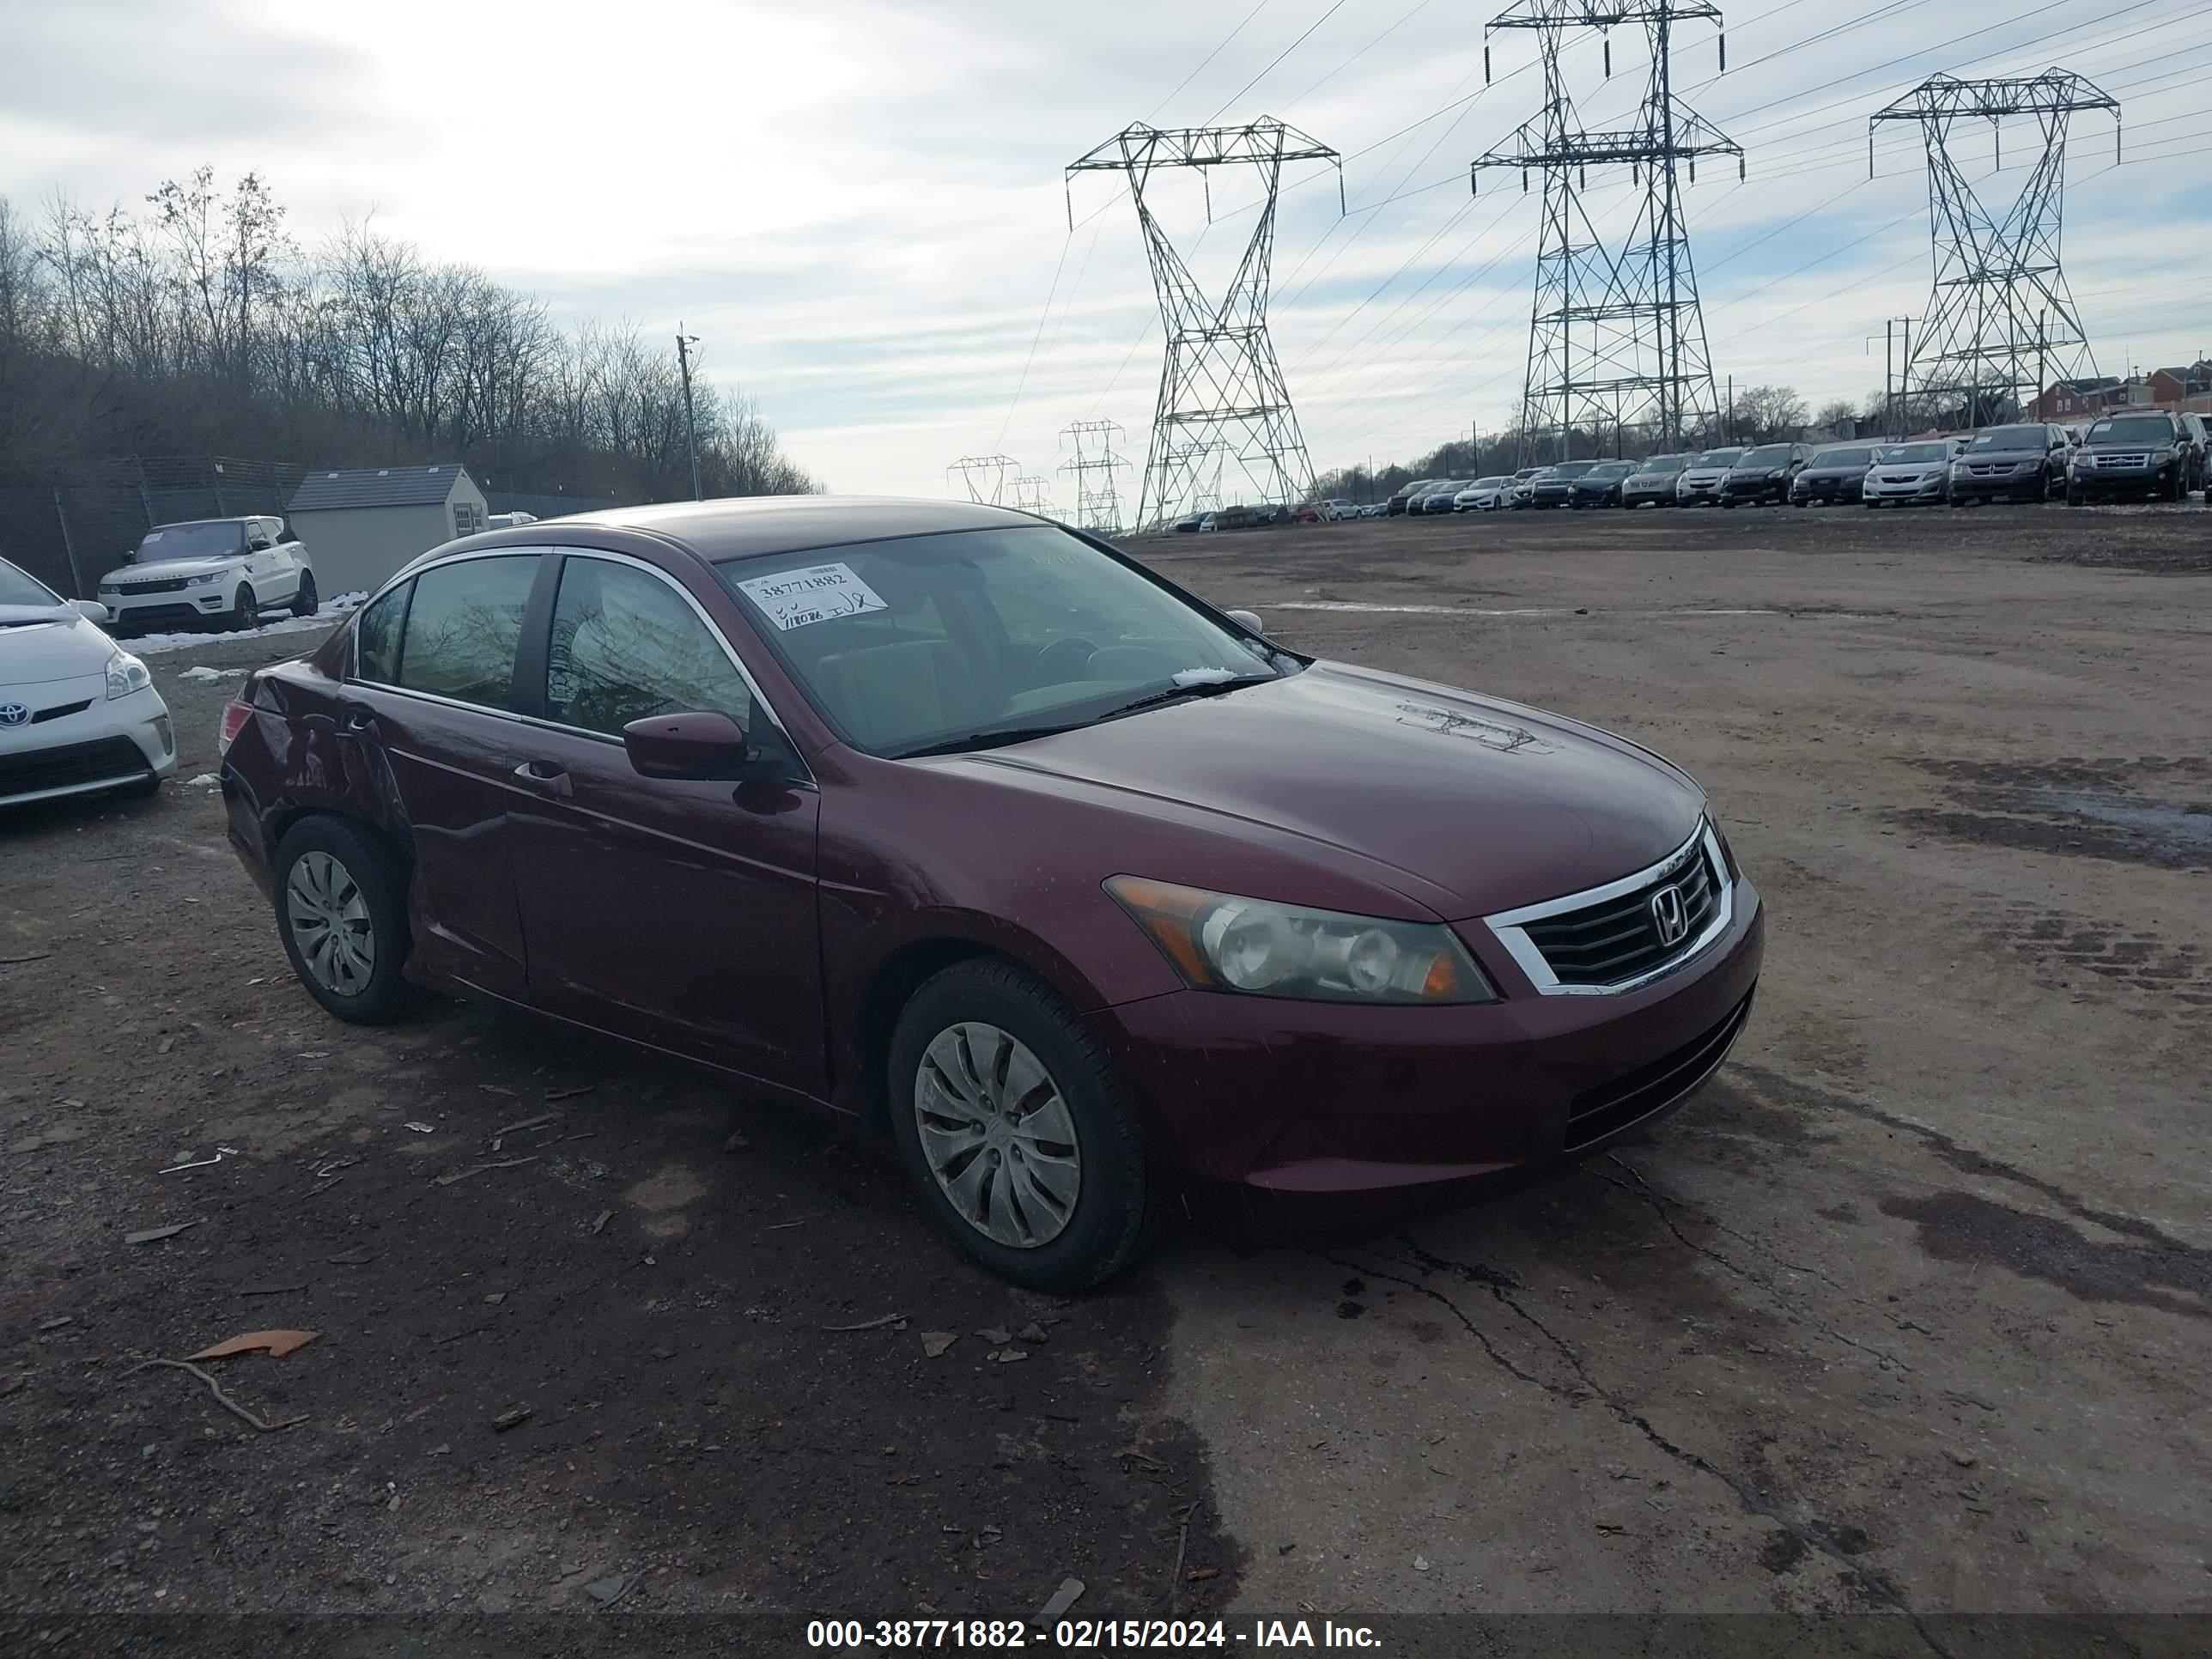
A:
[513, 760, 573, 799]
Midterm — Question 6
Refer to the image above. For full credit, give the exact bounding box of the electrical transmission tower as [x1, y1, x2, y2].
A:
[1012, 474, 1060, 517]
[1058, 420, 1133, 533]
[1067, 120, 1343, 531]
[1870, 71, 2120, 428]
[1478, 3, 1740, 460]
[946, 454, 1019, 507]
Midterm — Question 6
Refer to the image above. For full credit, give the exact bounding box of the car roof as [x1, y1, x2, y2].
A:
[450, 495, 1040, 566]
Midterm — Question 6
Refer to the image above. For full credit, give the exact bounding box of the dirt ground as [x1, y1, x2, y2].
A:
[3, 498, 2209, 1655]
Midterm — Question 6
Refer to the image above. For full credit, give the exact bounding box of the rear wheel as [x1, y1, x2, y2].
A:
[273, 817, 421, 1024]
[289, 570, 319, 617]
[888, 960, 1151, 1291]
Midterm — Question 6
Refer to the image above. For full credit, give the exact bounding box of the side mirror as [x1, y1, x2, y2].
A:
[1225, 608, 1265, 636]
[120, 548, 137, 564]
[250, 540, 272, 552]
[622, 711, 788, 786]
[70, 599, 110, 623]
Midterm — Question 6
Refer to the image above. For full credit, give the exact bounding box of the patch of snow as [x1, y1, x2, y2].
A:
[130, 591, 364, 656]
[174, 665, 248, 682]
[1171, 667, 1243, 686]
[185, 773, 219, 787]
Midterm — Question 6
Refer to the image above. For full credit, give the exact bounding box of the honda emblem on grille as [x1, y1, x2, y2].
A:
[1649, 884, 1689, 946]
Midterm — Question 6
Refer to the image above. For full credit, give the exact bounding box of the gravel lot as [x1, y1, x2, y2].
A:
[3, 500, 2207, 1652]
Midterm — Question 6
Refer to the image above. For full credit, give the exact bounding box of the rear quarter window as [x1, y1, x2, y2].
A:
[354, 581, 411, 684]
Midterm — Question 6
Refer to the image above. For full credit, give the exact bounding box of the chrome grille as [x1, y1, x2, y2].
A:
[2090, 452, 2150, 470]
[1484, 824, 1734, 996]
[1521, 847, 1720, 987]
[117, 577, 191, 593]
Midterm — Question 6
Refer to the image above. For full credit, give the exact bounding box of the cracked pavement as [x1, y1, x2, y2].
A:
[1141, 507, 2209, 1636]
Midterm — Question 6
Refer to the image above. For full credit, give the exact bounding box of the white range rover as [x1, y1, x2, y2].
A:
[96, 516, 318, 635]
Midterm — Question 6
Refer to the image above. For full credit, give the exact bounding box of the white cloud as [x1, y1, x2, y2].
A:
[3, 0, 2207, 497]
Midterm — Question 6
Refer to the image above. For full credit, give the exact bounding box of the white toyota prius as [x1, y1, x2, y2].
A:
[0, 557, 178, 807]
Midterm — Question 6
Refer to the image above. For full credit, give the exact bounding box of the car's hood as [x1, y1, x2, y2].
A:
[1679, 466, 1729, 483]
[948, 662, 1704, 919]
[2080, 440, 2169, 454]
[1723, 468, 1787, 481]
[1800, 465, 1867, 478]
[1875, 461, 1946, 477]
[100, 556, 234, 582]
[0, 610, 112, 684]
[1960, 447, 2042, 465]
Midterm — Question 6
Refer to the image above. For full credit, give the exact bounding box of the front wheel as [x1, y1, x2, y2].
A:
[272, 817, 421, 1024]
[225, 582, 258, 632]
[888, 960, 1152, 1291]
[290, 570, 319, 617]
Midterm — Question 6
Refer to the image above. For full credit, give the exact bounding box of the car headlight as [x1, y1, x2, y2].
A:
[1105, 877, 1494, 1004]
[98, 583, 120, 597]
[104, 650, 150, 701]
[185, 571, 224, 586]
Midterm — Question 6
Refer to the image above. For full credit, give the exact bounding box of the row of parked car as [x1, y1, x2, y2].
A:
[1376, 408, 2212, 515]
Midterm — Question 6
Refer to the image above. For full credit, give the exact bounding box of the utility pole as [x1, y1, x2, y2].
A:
[1477, 2, 1739, 459]
[1069, 119, 1344, 530]
[1872, 70, 2118, 431]
[676, 326, 703, 501]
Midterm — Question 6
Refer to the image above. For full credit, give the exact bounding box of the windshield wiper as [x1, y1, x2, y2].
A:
[895, 672, 1278, 760]
[1093, 671, 1279, 722]
[896, 721, 1094, 759]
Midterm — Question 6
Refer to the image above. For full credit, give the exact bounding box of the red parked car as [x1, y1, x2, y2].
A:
[218, 498, 1762, 1289]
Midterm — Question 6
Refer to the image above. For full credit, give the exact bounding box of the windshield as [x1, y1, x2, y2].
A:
[1880, 443, 1948, 463]
[1471, 477, 1505, 489]
[1811, 446, 1874, 467]
[1970, 426, 2045, 452]
[1634, 456, 1687, 475]
[1692, 448, 1742, 468]
[714, 525, 1287, 758]
[137, 520, 246, 561]
[1583, 461, 1635, 479]
[2087, 415, 2176, 444]
[0, 558, 64, 608]
[1738, 445, 1793, 467]
[1545, 461, 1598, 478]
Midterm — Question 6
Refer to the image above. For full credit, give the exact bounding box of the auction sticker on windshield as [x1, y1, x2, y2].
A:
[736, 562, 889, 631]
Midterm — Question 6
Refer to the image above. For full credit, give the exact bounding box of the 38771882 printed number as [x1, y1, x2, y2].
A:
[804, 1618, 1234, 1648]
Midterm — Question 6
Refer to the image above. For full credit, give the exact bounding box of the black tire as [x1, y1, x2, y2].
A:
[2066, 484, 2083, 507]
[887, 959, 1152, 1291]
[226, 582, 257, 631]
[290, 569, 319, 618]
[271, 816, 422, 1025]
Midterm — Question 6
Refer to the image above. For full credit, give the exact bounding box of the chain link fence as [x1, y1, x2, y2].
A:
[0, 461, 622, 598]
[0, 457, 305, 599]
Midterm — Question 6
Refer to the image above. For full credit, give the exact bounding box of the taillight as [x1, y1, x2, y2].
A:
[217, 700, 253, 754]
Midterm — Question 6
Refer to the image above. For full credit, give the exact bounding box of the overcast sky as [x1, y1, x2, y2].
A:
[4, 0, 2208, 500]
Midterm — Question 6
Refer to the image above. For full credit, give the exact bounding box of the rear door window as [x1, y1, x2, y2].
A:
[389, 554, 542, 710]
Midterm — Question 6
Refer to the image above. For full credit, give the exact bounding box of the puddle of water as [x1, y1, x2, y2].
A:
[2021, 787, 2212, 849]
[1267, 601, 1882, 620]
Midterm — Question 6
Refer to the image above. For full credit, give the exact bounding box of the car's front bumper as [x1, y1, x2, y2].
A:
[0, 683, 178, 806]
[1675, 477, 1726, 504]
[1721, 477, 1788, 504]
[100, 586, 234, 629]
[1094, 873, 1764, 1234]
[1950, 468, 2047, 501]
[1620, 483, 1675, 507]
[1791, 476, 1863, 504]
[2072, 462, 2176, 496]
[1863, 473, 1948, 503]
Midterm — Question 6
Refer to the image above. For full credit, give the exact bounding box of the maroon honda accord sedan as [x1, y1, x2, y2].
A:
[217, 496, 1761, 1289]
